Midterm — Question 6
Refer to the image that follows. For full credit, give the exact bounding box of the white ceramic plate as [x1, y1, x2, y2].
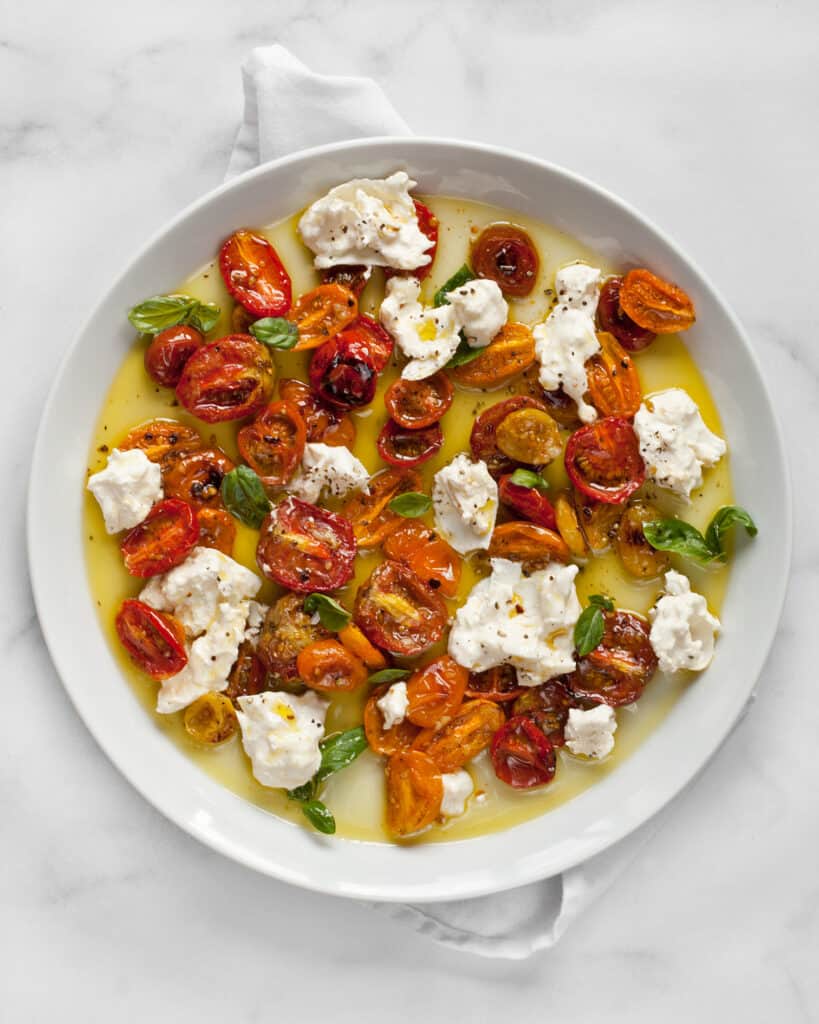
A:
[28, 138, 791, 902]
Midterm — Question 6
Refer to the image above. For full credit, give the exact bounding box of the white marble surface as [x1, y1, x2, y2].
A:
[3, 0, 818, 1017]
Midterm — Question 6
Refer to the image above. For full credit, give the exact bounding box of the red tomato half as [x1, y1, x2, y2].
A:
[490, 716, 556, 789]
[472, 223, 540, 298]
[278, 378, 356, 448]
[382, 520, 462, 597]
[343, 314, 394, 372]
[564, 417, 645, 504]
[569, 610, 657, 706]
[176, 334, 275, 423]
[354, 560, 447, 657]
[309, 333, 378, 411]
[384, 372, 453, 429]
[470, 395, 549, 478]
[377, 419, 443, 468]
[120, 498, 199, 577]
[219, 229, 292, 317]
[384, 200, 439, 281]
[597, 276, 656, 352]
[115, 599, 187, 680]
[237, 400, 306, 487]
[144, 325, 203, 388]
[320, 264, 371, 298]
[498, 475, 558, 531]
[256, 496, 356, 593]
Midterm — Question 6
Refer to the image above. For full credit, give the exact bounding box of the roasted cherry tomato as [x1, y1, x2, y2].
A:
[618, 268, 696, 333]
[406, 656, 468, 729]
[278, 378, 356, 448]
[498, 475, 558, 531]
[384, 372, 453, 429]
[539, 385, 582, 429]
[286, 284, 358, 350]
[120, 419, 202, 464]
[382, 520, 462, 598]
[144, 325, 203, 388]
[345, 314, 394, 372]
[176, 334, 276, 423]
[573, 489, 623, 554]
[470, 395, 549, 477]
[341, 468, 422, 548]
[491, 716, 556, 789]
[615, 501, 670, 579]
[413, 699, 506, 773]
[115, 599, 187, 680]
[512, 680, 573, 746]
[385, 750, 443, 837]
[449, 323, 536, 390]
[569, 610, 658, 707]
[472, 223, 540, 297]
[224, 640, 266, 705]
[597, 276, 656, 352]
[256, 496, 356, 593]
[488, 521, 570, 566]
[337, 623, 387, 670]
[354, 560, 447, 657]
[183, 693, 238, 745]
[377, 419, 443, 468]
[296, 639, 368, 693]
[197, 507, 236, 555]
[384, 200, 439, 282]
[564, 417, 645, 504]
[586, 331, 642, 418]
[465, 664, 523, 703]
[219, 229, 292, 317]
[257, 593, 329, 682]
[495, 407, 562, 466]
[364, 684, 421, 756]
[553, 491, 588, 557]
[120, 497, 199, 577]
[237, 400, 307, 487]
[162, 447, 235, 508]
[320, 264, 371, 297]
[309, 332, 378, 411]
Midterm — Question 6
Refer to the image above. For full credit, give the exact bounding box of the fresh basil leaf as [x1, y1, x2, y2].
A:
[574, 605, 605, 657]
[433, 264, 475, 307]
[128, 295, 195, 334]
[187, 301, 221, 334]
[704, 505, 758, 559]
[287, 781, 316, 803]
[588, 593, 614, 612]
[643, 518, 716, 564]
[300, 800, 336, 834]
[388, 492, 432, 518]
[316, 726, 368, 785]
[220, 465, 270, 529]
[446, 334, 483, 368]
[509, 468, 550, 491]
[367, 668, 411, 685]
[303, 593, 351, 631]
[250, 317, 299, 350]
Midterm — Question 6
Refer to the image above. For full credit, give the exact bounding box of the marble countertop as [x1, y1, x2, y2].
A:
[4, 0, 817, 1018]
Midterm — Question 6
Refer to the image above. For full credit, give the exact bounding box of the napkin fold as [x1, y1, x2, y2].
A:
[226, 43, 665, 959]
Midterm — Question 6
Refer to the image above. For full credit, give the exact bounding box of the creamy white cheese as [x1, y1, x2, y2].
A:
[440, 770, 474, 818]
[298, 172, 431, 271]
[379, 276, 462, 379]
[243, 600, 269, 648]
[448, 558, 581, 686]
[565, 705, 617, 758]
[533, 262, 602, 424]
[288, 443, 370, 505]
[649, 570, 720, 673]
[87, 448, 163, 534]
[445, 278, 508, 349]
[376, 682, 409, 730]
[634, 388, 727, 499]
[237, 691, 328, 790]
[432, 454, 498, 555]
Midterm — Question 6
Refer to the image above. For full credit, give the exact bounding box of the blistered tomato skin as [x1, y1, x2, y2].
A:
[144, 325, 203, 387]
[498, 476, 558, 531]
[384, 372, 453, 429]
[320, 264, 371, 298]
[286, 283, 358, 350]
[472, 223, 540, 297]
[176, 335, 276, 423]
[569, 610, 658, 707]
[115, 599, 188, 680]
[237, 400, 307, 487]
[120, 419, 202, 464]
[564, 417, 645, 505]
[296, 639, 368, 693]
[278, 378, 356, 448]
[597, 276, 656, 352]
[470, 395, 550, 478]
[341, 468, 422, 548]
[376, 419, 443, 468]
[405, 656, 468, 729]
[120, 497, 199, 577]
[490, 716, 556, 789]
[309, 334, 378, 410]
[219, 229, 292, 317]
[382, 520, 462, 597]
[618, 268, 696, 333]
[162, 447, 235, 509]
[354, 560, 447, 657]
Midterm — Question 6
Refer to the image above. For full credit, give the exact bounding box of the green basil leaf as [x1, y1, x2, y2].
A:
[433, 264, 475, 307]
[704, 505, 758, 559]
[588, 593, 614, 612]
[127, 295, 196, 334]
[300, 800, 336, 834]
[367, 668, 411, 685]
[220, 465, 270, 529]
[446, 334, 484, 368]
[287, 781, 316, 803]
[509, 468, 550, 491]
[303, 593, 351, 631]
[388, 492, 432, 518]
[574, 605, 605, 657]
[187, 301, 221, 334]
[316, 726, 368, 785]
[643, 518, 716, 564]
[249, 317, 299, 350]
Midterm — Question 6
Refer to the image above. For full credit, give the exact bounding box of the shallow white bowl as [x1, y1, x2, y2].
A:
[28, 138, 790, 902]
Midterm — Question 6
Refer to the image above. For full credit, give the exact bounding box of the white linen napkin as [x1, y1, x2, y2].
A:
[224, 44, 669, 958]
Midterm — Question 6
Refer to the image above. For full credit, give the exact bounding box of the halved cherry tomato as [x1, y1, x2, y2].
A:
[406, 656, 468, 729]
[618, 268, 696, 333]
[384, 372, 453, 429]
[120, 498, 199, 577]
[197, 507, 236, 555]
[586, 331, 642, 418]
[176, 334, 276, 423]
[115, 599, 187, 680]
[565, 417, 644, 505]
[120, 419, 202, 464]
[309, 332, 378, 410]
[377, 419, 443, 468]
[183, 693, 238, 744]
[257, 593, 329, 681]
[162, 447, 235, 508]
[470, 395, 549, 477]
[219, 229, 292, 317]
[344, 315, 394, 372]
[224, 640, 266, 705]
[384, 200, 439, 282]
[385, 750, 443, 837]
[512, 680, 573, 746]
[615, 501, 670, 579]
[337, 623, 387, 670]
[382, 520, 462, 598]
[413, 699, 506, 773]
[354, 560, 447, 656]
[278, 378, 356, 448]
[597, 276, 656, 351]
[364, 684, 420, 756]
[491, 716, 556, 788]
[341, 468, 422, 548]
[465, 664, 523, 703]
[237, 400, 307, 487]
[144, 325, 203, 388]
[321, 264, 371, 297]
[498, 475, 558, 531]
[553, 491, 588, 557]
[569, 610, 657, 707]
[472, 223, 540, 297]
[256, 496, 356, 593]
[449, 322, 536, 390]
[573, 489, 623, 554]
[495, 407, 562, 466]
[296, 639, 368, 693]
[488, 521, 570, 566]
[286, 284, 358, 350]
